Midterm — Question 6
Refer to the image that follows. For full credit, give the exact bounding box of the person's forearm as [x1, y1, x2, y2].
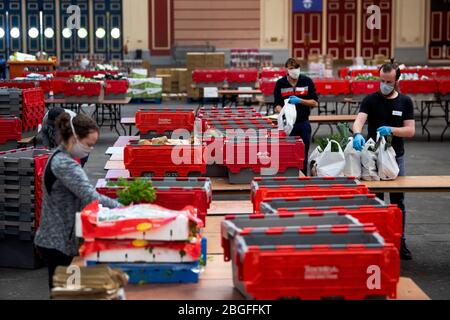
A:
[301, 99, 318, 108]
[353, 118, 365, 134]
[392, 126, 415, 138]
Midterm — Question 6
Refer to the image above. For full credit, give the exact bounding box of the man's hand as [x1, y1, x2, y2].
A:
[275, 105, 282, 113]
[289, 96, 302, 105]
[377, 126, 393, 137]
[353, 133, 366, 151]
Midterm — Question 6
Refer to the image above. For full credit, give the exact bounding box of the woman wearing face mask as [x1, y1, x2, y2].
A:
[274, 58, 319, 175]
[35, 112, 121, 290]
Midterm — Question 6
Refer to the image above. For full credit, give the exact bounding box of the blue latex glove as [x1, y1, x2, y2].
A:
[289, 96, 302, 105]
[353, 134, 366, 151]
[377, 126, 393, 137]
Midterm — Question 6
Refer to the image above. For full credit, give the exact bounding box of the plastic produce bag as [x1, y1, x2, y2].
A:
[278, 99, 297, 136]
[361, 138, 379, 181]
[314, 140, 346, 177]
[377, 134, 399, 181]
[343, 137, 362, 178]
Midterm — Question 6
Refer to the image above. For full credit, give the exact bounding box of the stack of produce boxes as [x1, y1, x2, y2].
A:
[95, 177, 212, 226]
[76, 201, 207, 284]
[0, 147, 51, 269]
[221, 176, 401, 300]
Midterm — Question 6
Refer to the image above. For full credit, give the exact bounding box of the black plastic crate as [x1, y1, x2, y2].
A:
[228, 168, 300, 185]
[0, 148, 50, 175]
[0, 141, 18, 152]
[0, 237, 42, 269]
[0, 202, 35, 213]
[0, 191, 35, 203]
[0, 175, 35, 186]
[0, 182, 35, 194]
[0, 220, 35, 241]
[0, 211, 35, 222]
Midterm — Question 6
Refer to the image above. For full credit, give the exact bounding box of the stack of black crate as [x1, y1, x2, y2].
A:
[0, 148, 51, 269]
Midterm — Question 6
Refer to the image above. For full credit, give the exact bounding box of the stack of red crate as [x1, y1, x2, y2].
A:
[192, 69, 227, 86]
[226, 69, 259, 86]
[21, 88, 45, 131]
[219, 177, 402, 300]
[63, 81, 101, 100]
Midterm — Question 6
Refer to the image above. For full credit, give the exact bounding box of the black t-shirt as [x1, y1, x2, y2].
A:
[274, 75, 319, 123]
[359, 92, 415, 157]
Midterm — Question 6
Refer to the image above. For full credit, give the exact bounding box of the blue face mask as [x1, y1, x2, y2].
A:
[380, 82, 395, 96]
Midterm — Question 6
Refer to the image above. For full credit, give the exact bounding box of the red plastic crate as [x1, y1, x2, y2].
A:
[192, 69, 227, 84]
[34, 154, 49, 229]
[21, 88, 45, 131]
[0, 81, 36, 89]
[349, 69, 379, 78]
[438, 79, 450, 95]
[350, 80, 379, 95]
[226, 69, 259, 83]
[315, 79, 351, 96]
[224, 136, 305, 175]
[260, 68, 286, 79]
[63, 81, 101, 97]
[135, 109, 195, 135]
[55, 70, 118, 78]
[0, 116, 22, 144]
[50, 78, 68, 96]
[254, 184, 370, 213]
[95, 177, 212, 225]
[399, 79, 438, 95]
[259, 79, 278, 97]
[251, 176, 362, 213]
[104, 80, 129, 95]
[124, 142, 206, 177]
[417, 68, 450, 78]
[233, 225, 400, 300]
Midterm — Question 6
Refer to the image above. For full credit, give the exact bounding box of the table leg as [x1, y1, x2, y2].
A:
[422, 102, 432, 142]
[441, 101, 449, 142]
[116, 104, 126, 136]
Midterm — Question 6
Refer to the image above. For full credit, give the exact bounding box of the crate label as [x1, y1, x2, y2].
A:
[304, 265, 339, 280]
[158, 118, 172, 125]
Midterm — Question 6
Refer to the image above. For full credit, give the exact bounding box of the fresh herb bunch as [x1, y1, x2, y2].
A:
[107, 177, 157, 205]
[354, 73, 380, 81]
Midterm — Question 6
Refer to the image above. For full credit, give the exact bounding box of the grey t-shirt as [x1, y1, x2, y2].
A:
[35, 146, 121, 256]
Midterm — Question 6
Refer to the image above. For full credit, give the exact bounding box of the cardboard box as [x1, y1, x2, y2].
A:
[157, 74, 172, 93]
[205, 53, 225, 68]
[156, 68, 172, 76]
[187, 53, 206, 69]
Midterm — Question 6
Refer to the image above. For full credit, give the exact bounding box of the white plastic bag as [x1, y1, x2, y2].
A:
[343, 137, 362, 178]
[377, 134, 399, 181]
[361, 138, 379, 181]
[309, 146, 323, 177]
[278, 99, 297, 136]
[315, 140, 346, 177]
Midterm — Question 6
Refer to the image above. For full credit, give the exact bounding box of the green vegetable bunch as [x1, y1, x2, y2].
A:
[314, 123, 352, 152]
[354, 73, 380, 81]
[107, 177, 157, 205]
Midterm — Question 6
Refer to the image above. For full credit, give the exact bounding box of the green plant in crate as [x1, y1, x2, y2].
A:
[107, 177, 157, 205]
[314, 122, 352, 152]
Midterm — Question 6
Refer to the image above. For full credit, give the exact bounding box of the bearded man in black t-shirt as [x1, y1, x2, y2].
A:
[353, 63, 416, 261]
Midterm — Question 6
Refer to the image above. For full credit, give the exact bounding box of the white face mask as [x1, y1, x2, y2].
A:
[288, 68, 301, 80]
[69, 116, 93, 159]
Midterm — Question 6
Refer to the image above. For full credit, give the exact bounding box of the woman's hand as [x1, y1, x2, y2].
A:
[275, 105, 282, 113]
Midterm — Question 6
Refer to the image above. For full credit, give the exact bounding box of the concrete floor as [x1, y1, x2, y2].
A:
[1, 100, 449, 300]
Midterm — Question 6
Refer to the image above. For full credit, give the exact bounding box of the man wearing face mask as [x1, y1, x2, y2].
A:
[35, 112, 121, 291]
[352, 62, 415, 260]
[274, 58, 319, 175]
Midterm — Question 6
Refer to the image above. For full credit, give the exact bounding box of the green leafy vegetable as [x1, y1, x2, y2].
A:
[107, 178, 157, 205]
